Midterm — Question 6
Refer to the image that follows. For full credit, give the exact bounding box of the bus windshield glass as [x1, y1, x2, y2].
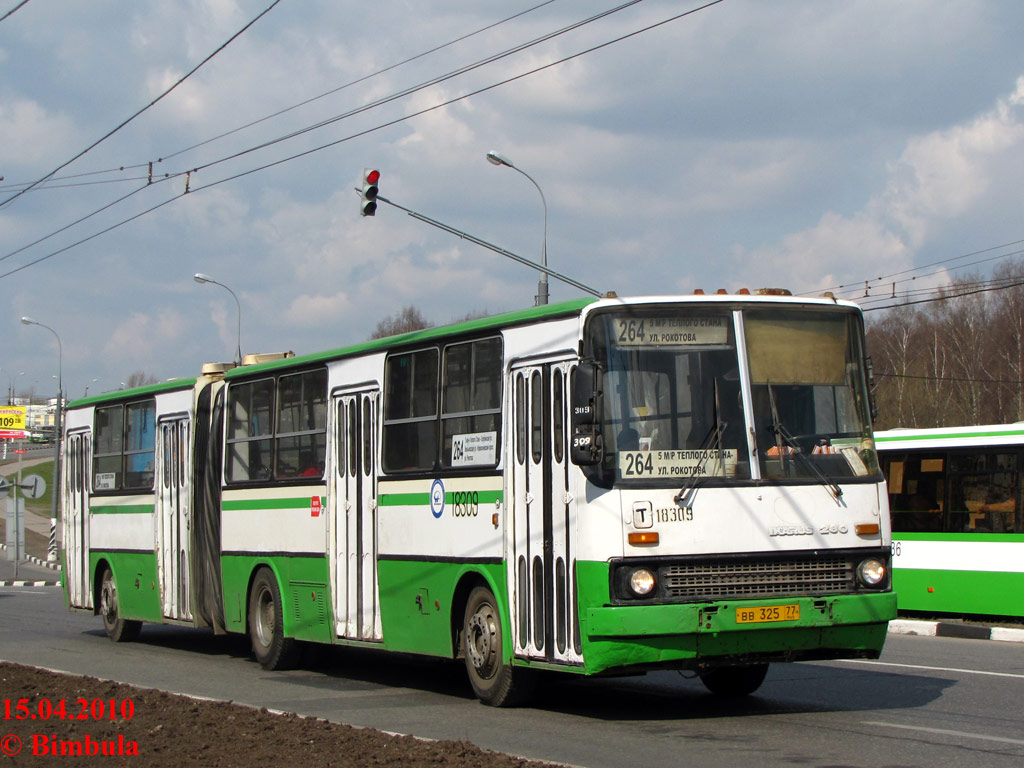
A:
[584, 305, 879, 487]
[743, 307, 878, 483]
[588, 310, 751, 485]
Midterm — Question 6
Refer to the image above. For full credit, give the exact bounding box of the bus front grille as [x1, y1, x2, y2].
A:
[659, 555, 856, 600]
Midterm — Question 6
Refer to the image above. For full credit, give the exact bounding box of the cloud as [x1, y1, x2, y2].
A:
[733, 75, 1024, 294]
[0, 100, 76, 169]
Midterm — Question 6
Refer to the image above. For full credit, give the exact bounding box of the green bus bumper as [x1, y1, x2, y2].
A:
[580, 591, 896, 675]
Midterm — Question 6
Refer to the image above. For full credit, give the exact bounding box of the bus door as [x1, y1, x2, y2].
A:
[329, 388, 382, 641]
[64, 430, 92, 609]
[156, 415, 192, 621]
[509, 360, 582, 665]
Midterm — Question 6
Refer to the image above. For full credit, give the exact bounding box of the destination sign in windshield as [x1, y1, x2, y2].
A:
[613, 316, 729, 347]
[619, 448, 739, 479]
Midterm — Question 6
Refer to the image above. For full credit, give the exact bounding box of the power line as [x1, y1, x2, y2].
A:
[1, 0, 644, 263]
[801, 238, 1024, 301]
[0, 1, 561, 195]
[0, 0, 284, 209]
[159, 0, 563, 165]
[151, 0, 654, 186]
[875, 372, 1024, 385]
[862, 275, 1024, 312]
[1, 0, 725, 279]
[0, 0, 31, 23]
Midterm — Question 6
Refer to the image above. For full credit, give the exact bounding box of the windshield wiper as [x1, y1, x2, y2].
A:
[766, 382, 843, 503]
[674, 379, 727, 507]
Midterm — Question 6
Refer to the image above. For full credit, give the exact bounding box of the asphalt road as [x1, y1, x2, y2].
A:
[1, 588, 1022, 767]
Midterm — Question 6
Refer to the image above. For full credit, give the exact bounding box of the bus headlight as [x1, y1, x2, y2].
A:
[857, 558, 887, 587]
[629, 568, 657, 596]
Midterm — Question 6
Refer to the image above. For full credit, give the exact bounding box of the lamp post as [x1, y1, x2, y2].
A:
[486, 150, 549, 306]
[194, 272, 243, 364]
[20, 316, 62, 561]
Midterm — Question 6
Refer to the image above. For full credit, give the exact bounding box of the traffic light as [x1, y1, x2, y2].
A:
[360, 168, 380, 216]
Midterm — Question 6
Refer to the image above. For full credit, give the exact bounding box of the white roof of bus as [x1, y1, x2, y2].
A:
[875, 423, 1024, 450]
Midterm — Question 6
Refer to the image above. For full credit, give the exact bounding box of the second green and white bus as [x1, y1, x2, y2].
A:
[62, 292, 895, 705]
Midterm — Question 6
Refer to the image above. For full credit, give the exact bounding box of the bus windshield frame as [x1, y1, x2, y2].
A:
[579, 303, 880, 489]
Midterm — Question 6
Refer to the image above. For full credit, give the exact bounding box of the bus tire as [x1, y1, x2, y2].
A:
[699, 663, 769, 696]
[99, 567, 142, 643]
[463, 586, 535, 707]
[248, 568, 299, 670]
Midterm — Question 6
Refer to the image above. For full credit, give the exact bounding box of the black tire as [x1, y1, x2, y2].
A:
[699, 663, 769, 696]
[99, 567, 142, 643]
[463, 586, 535, 707]
[248, 567, 300, 670]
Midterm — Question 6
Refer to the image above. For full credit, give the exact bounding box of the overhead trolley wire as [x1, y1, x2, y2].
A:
[0, 0, 561, 197]
[162, 0, 654, 181]
[0, 0, 662, 266]
[0, 0, 31, 23]
[0, 0, 725, 281]
[0, 0, 285, 209]
[160, 0, 563, 164]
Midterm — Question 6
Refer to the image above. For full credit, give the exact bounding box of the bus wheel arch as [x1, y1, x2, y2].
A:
[461, 583, 536, 707]
[95, 561, 142, 643]
[246, 565, 300, 670]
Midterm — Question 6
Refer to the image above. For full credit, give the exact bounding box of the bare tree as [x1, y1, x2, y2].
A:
[370, 305, 434, 340]
[124, 370, 159, 389]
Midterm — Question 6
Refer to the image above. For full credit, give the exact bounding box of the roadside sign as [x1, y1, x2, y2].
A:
[21, 474, 46, 499]
[0, 406, 26, 431]
[0, 430, 27, 439]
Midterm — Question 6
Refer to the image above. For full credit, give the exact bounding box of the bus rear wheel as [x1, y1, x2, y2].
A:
[99, 567, 141, 642]
[463, 586, 535, 707]
[699, 663, 769, 696]
[248, 568, 300, 670]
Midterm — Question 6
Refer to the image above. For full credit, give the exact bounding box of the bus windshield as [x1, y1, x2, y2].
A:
[584, 305, 879, 487]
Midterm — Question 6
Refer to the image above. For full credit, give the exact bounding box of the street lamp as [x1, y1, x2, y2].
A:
[486, 150, 549, 306]
[20, 316, 62, 561]
[194, 272, 243, 364]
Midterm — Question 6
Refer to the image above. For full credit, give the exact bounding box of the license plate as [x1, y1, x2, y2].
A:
[736, 604, 800, 624]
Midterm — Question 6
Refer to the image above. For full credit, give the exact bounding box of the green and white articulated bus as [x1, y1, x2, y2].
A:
[62, 293, 895, 705]
[875, 424, 1024, 619]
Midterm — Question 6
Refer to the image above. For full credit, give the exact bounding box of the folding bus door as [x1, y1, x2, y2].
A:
[329, 388, 381, 641]
[63, 430, 91, 609]
[157, 415, 192, 621]
[509, 360, 582, 665]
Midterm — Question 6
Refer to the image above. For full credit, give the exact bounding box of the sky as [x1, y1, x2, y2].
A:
[2, 0, 1024, 400]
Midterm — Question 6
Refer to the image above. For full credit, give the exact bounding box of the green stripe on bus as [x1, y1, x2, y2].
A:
[379, 493, 429, 506]
[891, 531, 1024, 543]
[875, 427, 1024, 443]
[90, 504, 153, 515]
[379, 491, 503, 507]
[222, 497, 322, 511]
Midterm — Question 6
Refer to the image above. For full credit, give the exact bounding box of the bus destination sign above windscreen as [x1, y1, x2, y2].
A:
[614, 316, 728, 347]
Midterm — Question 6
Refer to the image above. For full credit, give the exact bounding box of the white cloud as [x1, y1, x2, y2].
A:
[0, 100, 76, 169]
[733, 75, 1024, 294]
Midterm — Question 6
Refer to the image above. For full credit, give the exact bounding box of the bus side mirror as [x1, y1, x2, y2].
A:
[570, 428, 603, 466]
[572, 362, 602, 428]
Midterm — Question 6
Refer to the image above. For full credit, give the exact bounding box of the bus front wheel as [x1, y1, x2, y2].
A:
[99, 567, 141, 642]
[463, 586, 535, 707]
[248, 568, 299, 670]
[699, 663, 769, 696]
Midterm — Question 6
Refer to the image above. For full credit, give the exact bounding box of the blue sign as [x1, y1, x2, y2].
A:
[430, 478, 445, 519]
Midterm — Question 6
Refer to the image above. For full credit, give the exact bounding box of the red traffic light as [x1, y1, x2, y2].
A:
[360, 168, 380, 216]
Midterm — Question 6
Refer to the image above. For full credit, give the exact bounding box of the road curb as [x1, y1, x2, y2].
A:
[0, 580, 60, 587]
[889, 618, 1024, 643]
[0, 542, 62, 571]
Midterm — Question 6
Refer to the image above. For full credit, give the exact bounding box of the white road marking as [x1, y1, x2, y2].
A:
[862, 721, 1024, 746]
